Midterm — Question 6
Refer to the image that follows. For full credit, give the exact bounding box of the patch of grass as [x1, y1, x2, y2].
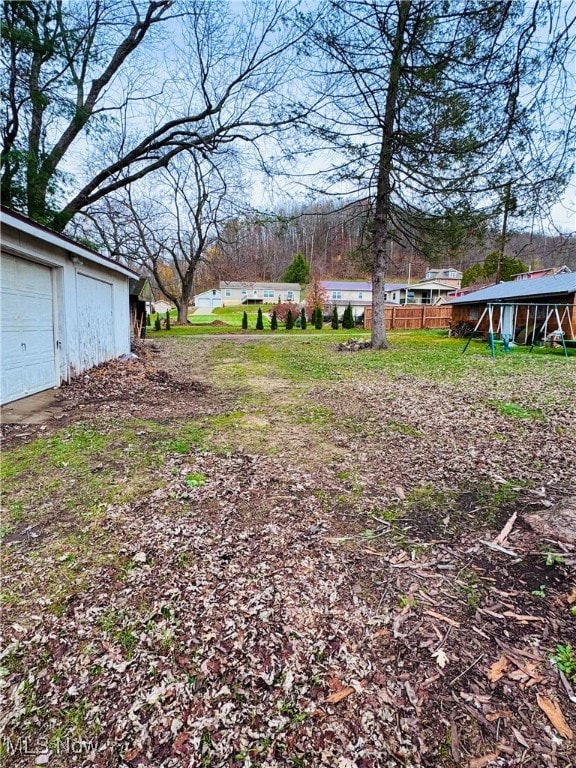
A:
[387, 420, 422, 437]
[185, 472, 206, 488]
[489, 401, 544, 420]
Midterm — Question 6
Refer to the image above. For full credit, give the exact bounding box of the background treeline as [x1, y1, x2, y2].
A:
[195, 198, 576, 291]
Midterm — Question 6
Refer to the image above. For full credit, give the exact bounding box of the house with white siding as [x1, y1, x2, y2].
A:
[219, 281, 301, 305]
[320, 280, 416, 317]
[1, 207, 138, 405]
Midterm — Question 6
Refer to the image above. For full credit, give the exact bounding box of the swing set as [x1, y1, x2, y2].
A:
[462, 302, 575, 358]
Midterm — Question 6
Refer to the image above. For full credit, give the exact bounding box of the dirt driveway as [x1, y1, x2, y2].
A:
[1, 335, 575, 767]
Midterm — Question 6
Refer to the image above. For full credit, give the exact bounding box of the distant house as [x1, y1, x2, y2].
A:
[319, 278, 454, 312]
[220, 281, 301, 305]
[405, 279, 459, 305]
[321, 280, 372, 319]
[511, 265, 571, 281]
[449, 273, 576, 340]
[152, 299, 173, 315]
[194, 288, 222, 309]
[423, 268, 462, 287]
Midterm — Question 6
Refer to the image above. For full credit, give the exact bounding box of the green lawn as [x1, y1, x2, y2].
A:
[148, 303, 370, 336]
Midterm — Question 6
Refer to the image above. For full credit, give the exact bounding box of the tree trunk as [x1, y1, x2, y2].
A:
[370, 1, 410, 350]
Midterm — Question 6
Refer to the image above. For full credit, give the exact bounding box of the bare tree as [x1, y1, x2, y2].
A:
[1, 0, 317, 230]
[80, 152, 235, 322]
[305, 0, 576, 348]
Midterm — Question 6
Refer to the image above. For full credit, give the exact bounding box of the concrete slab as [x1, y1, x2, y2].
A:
[0, 389, 61, 425]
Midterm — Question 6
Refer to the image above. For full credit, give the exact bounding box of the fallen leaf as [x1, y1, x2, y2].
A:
[511, 726, 530, 748]
[395, 485, 406, 500]
[486, 710, 513, 721]
[469, 752, 500, 768]
[567, 587, 576, 605]
[536, 694, 574, 739]
[432, 648, 449, 668]
[325, 686, 355, 704]
[424, 610, 460, 627]
[487, 655, 509, 682]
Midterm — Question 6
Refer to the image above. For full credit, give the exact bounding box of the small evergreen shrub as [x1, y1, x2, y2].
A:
[242, 311, 248, 330]
[342, 303, 354, 329]
[314, 307, 323, 330]
[271, 311, 278, 330]
[146, 313, 151, 327]
[300, 308, 307, 330]
[165, 310, 171, 330]
[154, 315, 161, 331]
[256, 308, 264, 330]
[331, 307, 339, 330]
[286, 309, 294, 330]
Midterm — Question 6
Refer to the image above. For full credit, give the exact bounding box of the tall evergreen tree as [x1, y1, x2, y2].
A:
[271, 310, 278, 330]
[242, 311, 248, 330]
[283, 252, 310, 285]
[256, 308, 264, 330]
[331, 307, 339, 330]
[307, 1, 576, 348]
[285, 309, 294, 330]
[342, 304, 354, 329]
[300, 308, 307, 330]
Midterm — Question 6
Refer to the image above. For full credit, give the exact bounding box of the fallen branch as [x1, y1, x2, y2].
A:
[480, 540, 520, 558]
[493, 511, 517, 546]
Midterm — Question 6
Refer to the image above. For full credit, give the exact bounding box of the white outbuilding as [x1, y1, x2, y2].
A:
[1, 207, 139, 405]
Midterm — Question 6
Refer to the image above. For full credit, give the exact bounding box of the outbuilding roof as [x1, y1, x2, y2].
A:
[448, 273, 576, 304]
[1, 206, 139, 279]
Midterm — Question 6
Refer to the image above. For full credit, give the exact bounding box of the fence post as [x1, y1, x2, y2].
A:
[421, 305, 426, 328]
[392, 307, 396, 330]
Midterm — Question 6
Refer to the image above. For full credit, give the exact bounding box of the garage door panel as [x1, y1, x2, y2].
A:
[1, 253, 57, 404]
[76, 273, 114, 369]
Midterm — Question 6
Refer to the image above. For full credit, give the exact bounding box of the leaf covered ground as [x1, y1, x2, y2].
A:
[1, 332, 575, 767]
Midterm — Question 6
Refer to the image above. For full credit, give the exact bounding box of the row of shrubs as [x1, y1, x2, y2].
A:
[243, 304, 359, 330]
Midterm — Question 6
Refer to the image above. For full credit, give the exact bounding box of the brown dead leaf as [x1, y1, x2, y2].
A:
[373, 628, 391, 639]
[325, 686, 355, 704]
[486, 710, 513, 722]
[395, 485, 406, 500]
[487, 655, 509, 682]
[424, 610, 460, 627]
[568, 586, 576, 605]
[536, 694, 574, 739]
[469, 752, 500, 768]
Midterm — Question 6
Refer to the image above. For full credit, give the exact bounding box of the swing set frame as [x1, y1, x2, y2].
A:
[462, 302, 575, 358]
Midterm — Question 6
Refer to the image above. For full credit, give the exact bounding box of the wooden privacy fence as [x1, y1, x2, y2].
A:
[364, 305, 452, 330]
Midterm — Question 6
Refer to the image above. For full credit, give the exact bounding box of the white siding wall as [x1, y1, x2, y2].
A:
[1, 220, 132, 403]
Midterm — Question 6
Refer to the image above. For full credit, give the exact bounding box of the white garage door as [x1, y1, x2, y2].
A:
[0, 253, 57, 404]
[76, 273, 114, 370]
[196, 295, 221, 309]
